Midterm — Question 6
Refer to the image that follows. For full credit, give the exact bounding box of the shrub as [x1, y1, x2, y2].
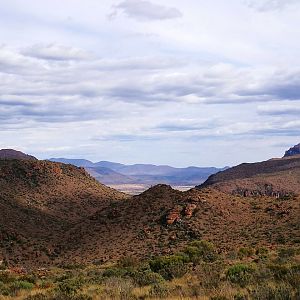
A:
[0, 271, 15, 284]
[24, 294, 49, 300]
[278, 248, 298, 260]
[189, 240, 218, 262]
[149, 282, 170, 298]
[56, 278, 83, 297]
[238, 247, 254, 259]
[0, 281, 10, 296]
[102, 277, 134, 300]
[255, 247, 269, 260]
[149, 255, 188, 280]
[133, 269, 165, 286]
[118, 256, 139, 268]
[102, 267, 130, 278]
[267, 264, 289, 280]
[226, 264, 255, 287]
[234, 293, 248, 300]
[251, 283, 293, 300]
[196, 262, 224, 289]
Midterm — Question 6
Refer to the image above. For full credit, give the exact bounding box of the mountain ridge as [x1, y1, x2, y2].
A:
[49, 157, 227, 188]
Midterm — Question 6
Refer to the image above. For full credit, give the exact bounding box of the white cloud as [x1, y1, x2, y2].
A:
[0, 0, 299, 166]
[245, 0, 299, 12]
[23, 43, 90, 61]
[110, 0, 182, 21]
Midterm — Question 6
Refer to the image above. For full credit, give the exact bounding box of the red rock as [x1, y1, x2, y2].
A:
[184, 203, 197, 218]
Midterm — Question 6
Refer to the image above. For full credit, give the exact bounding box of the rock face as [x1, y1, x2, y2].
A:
[164, 203, 198, 225]
[165, 206, 183, 225]
[232, 184, 294, 199]
[284, 143, 300, 157]
[0, 149, 37, 161]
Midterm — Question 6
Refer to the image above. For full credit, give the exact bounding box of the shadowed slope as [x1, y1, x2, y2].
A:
[0, 158, 128, 266]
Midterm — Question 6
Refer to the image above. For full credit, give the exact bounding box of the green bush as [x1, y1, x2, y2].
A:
[56, 278, 83, 297]
[238, 247, 254, 258]
[7, 280, 34, 297]
[149, 255, 188, 280]
[226, 264, 255, 287]
[189, 240, 218, 262]
[102, 267, 130, 278]
[133, 269, 165, 286]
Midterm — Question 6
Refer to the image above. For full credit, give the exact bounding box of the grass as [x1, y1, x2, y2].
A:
[0, 241, 299, 299]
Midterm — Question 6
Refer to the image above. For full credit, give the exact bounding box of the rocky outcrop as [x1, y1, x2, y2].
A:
[164, 203, 198, 225]
[284, 143, 300, 157]
[165, 206, 183, 225]
[184, 203, 197, 218]
[232, 184, 294, 199]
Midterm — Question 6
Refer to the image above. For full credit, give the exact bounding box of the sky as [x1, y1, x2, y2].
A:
[0, 0, 300, 167]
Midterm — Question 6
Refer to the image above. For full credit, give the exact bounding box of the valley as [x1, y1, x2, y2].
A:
[0, 145, 299, 299]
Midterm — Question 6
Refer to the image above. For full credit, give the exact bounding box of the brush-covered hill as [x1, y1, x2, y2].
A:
[0, 149, 37, 161]
[197, 154, 300, 197]
[61, 146, 300, 264]
[1, 148, 299, 267]
[0, 151, 128, 266]
[60, 184, 300, 265]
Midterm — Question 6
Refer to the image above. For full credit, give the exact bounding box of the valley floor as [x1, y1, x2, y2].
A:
[108, 184, 194, 195]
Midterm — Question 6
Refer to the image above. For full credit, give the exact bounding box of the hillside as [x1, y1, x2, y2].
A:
[0, 149, 37, 161]
[0, 148, 299, 269]
[60, 184, 300, 265]
[0, 156, 128, 266]
[197, 155, 300, 196]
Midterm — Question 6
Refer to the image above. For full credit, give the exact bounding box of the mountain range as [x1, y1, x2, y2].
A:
[0, 143, 299, 267]
[48, 158, 227, 193]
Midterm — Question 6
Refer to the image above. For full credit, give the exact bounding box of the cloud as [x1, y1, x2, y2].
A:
[258, 103, 300, 116]
[245, 0, 299, 12]
[156, 118, 219, 132]
[22, 44, 90, 61]
[110, 0, 182, 21]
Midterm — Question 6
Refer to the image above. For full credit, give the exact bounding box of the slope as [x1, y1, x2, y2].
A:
[0, 157, 128, 266]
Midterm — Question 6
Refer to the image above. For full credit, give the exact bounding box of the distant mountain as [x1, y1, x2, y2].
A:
[49, 158, 227, 188]
[48, 158, 94, 167]
[85, 166, 135, 185]
[284, 143, 300, 157]
[94, 161, 126, 170]
[0, 149, 37, 161]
